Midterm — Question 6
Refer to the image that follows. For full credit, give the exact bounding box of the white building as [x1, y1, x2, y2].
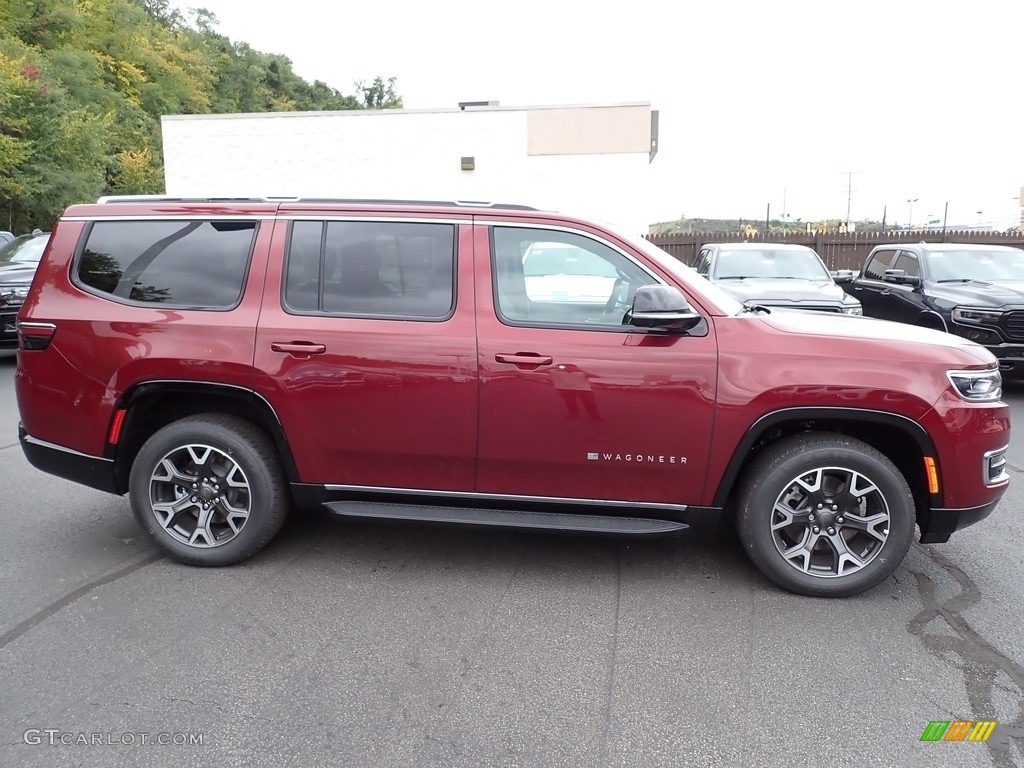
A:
[161, 102, 659, 233]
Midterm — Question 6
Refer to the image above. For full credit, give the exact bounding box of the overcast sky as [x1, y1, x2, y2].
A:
[170, 0, 1023, 229]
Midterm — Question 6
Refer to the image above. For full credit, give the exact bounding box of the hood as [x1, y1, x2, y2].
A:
[714, 277, 848, 306]
[0, 262, 38, 284]
[926, 280, 1024, 307]
[759, 309, 994, 366]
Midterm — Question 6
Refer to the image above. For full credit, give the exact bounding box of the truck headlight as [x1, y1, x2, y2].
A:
[841, 303, 862, 315]
[952, 307, 1004, 325]
[946, 369, 1002, 402]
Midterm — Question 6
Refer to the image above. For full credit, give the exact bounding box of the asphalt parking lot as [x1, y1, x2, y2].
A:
[1, 351, 1022, 768]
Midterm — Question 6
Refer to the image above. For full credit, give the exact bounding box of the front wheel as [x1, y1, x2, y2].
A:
[735, 433, 914, 597]
[128, 414, 290, 566]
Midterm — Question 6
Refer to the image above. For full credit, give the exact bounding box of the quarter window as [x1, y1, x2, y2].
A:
[77, 220, 255, 308]
[492, 227, 656, 327]
[284, 221, 455, 319]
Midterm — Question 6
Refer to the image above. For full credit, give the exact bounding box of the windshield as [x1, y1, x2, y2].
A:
[627, 235, 744, 315]
[0, 233, 48, 265]
[714, 248, 830, 280]
[926, 248, 1024, 282]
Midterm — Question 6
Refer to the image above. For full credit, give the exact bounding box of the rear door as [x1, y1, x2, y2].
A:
[474, 221, 717, 507]
[253, 214, 478, 490]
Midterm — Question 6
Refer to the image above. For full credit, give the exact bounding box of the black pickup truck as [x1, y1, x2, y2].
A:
[842, 242, 1024, 375]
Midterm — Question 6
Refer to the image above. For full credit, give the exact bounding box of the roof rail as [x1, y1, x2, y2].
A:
[95, 195, 292, 204]
[95, 195, 537, 210]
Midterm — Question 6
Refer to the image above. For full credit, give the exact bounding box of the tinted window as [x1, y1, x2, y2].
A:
[284, 221, 455, 319]
[492, 227, 656, 327]
[694, 249, 711, 276]
[78, 220, 254, 307]
[893, 251, 919, 277]
[863, 249, 897, 281]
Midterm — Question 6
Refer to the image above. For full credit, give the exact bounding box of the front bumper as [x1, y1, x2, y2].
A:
[918, 500, 1001, 544]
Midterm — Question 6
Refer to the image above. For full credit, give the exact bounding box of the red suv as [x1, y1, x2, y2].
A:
[15, 198, 1011, 597]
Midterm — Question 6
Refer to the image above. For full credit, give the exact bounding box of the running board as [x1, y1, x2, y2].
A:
[322, 501, 687, 535]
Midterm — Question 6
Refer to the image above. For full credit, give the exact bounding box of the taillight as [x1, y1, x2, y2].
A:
[17, 321, 57, 350]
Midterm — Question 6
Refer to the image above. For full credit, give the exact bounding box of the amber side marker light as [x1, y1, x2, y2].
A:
[924, 456, 940, 494]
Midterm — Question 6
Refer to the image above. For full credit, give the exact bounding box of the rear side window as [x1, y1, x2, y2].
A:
[77, 220, 255, 308]
[283, 220, 455, 319]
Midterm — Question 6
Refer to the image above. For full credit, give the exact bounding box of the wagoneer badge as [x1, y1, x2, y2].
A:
[587, 452, 687, 464]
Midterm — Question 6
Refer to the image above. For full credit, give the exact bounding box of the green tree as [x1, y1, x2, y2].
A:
[0, 0, 402, 229]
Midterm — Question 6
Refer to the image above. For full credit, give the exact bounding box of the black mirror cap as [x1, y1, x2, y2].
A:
[628, 285, 703, 332]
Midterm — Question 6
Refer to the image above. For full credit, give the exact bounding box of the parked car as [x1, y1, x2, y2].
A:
[0, 231, 14, 246]
[694, 242, 862, 314]
[0, 230, 50, 348]
[843, 242, 1024, 376]
[15, 197, 1009, 597]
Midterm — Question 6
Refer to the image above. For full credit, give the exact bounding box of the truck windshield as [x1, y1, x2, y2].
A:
[927, 249, 1024, 282]
[715, 249, 830, 281]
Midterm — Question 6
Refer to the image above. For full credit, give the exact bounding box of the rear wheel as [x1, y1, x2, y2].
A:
[735, 433, 914, 597]
[128, 414, 289, 566]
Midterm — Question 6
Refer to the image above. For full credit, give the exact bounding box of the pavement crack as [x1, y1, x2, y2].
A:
[908, 543, 1024, 766]
[0, 552, 163, 650]
[0, 442, 18, 452]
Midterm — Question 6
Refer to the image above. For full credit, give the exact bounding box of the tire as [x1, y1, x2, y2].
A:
[735, 432, 914, 598]
[128, 414, 290, 566]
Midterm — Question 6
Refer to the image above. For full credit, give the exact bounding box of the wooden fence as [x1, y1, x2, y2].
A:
[646, 230, 1024, 271]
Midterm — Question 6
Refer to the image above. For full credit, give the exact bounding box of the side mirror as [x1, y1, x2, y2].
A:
[628, 285, 703, 332]
[830, 269, 855, 285]
[883, 268, 921, 286]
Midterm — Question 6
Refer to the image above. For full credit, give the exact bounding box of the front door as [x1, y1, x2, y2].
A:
[474, 223, 717, 507]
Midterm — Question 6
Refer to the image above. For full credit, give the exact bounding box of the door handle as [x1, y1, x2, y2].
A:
[495, 352, 553, 368]
[272, 341, 327, 355]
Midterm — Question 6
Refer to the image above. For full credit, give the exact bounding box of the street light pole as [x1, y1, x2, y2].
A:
[906, 198, 919, 229]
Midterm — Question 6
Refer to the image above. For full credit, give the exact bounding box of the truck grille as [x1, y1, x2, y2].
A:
[1004, 311, 1024, 341]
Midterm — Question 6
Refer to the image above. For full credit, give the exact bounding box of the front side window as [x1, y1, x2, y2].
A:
[893, 251, 919, 277]
[694, 249, 711, 276]
[863, 250, 897, 281]
[492, 227, 657, 327]
[77, 220, 255, 308]
[284, 220, 455, 319]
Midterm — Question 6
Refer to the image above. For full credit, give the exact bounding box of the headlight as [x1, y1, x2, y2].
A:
[946, 369, 1002, 402]
[12, 286, 29, 298]
[952, 307, 1003, 325]
[841, 304, 862, 315]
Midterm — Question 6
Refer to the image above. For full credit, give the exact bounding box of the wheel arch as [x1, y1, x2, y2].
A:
[108, 381, 300, 494]
[713, 407, 941, 524]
